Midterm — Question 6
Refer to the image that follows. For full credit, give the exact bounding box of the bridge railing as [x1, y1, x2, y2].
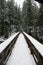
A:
[23, 32, 43, 65]
[0, 32, 20, 65]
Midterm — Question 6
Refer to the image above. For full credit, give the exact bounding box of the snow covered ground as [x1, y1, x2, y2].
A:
[0, 37, 5, 41]
[6, 33, 36, 65]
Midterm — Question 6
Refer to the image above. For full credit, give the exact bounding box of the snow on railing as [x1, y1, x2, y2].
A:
[23, 32, 43, 65]
[24, 32, 43, 57]
[0, 32, 19, 53]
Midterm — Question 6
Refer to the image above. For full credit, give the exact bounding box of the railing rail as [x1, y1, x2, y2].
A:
[23, 32, 43, 65]
[0, 32, 20, 65]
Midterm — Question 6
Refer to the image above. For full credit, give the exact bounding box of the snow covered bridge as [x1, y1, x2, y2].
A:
[0, 32, 43, 65]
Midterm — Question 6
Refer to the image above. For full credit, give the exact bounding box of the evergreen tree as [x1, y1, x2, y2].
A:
[0, 0, 8, 36]
[22, 0, 33, 34]
[13, 4, 21, 32]
[0, 0, 22, 38]
[36, 4, 43, 28]
[7, 0, 22, 32]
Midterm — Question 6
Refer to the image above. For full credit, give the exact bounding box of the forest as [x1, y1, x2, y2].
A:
[0, 0, 43, 44]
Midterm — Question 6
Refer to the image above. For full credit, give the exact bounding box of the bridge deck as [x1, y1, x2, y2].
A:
[6, 33, 36, 65]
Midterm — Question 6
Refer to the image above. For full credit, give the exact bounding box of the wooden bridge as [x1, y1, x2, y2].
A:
[0, 32, 43, 65]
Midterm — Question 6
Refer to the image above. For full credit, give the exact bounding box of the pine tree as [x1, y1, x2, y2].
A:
[7, 0, 22, 32]
[0, 0, 8, 36]
[22, 0, 33, 34]
[36, 4, 43, 28]
[7, 0, 15, 33]
[34, 4, 43, 44]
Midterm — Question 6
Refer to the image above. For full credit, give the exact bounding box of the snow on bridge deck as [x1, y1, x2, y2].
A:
[6, 33, 36, 65]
